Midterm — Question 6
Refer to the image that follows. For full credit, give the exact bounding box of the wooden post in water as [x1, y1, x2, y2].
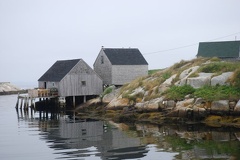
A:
[20, 97, 23, 109]
[24, 96, 27, 109]
[15, 93, 20, 108]
[30, 97, 35, 109]
[30, 97, 33, 108]
[24, 96, 29, 109]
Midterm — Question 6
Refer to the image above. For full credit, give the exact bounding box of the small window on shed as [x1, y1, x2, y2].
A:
[101, 55, 104, 64]
[52, 82, 55, 87]
[81, 81, 86, 86]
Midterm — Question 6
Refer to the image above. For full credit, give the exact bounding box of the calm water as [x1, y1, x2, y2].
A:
[1, 95, 240, 160]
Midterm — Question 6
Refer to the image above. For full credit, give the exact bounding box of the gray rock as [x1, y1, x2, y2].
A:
[234, 100, 240, 112]
[179, 66, 200, 79]
[194, 98, 205, 105]
[211, 72, 233, 86]
[229, 101, 236, 109]
[162, 100, 176, 109]
[175, 66, 200, 86]
[130, 87, 145, 96]
[176, 78, 187, 86]
[158, 84, 170, 94]
[211, 100, 229, 114]
[0, 82, 21, 92]
[175, 99, 194, 109]
[192, 105, 207, 118]
[163, 74, 177, 85]
[177, 106, 192, 117]
[136, 97, 164, 112]
[187, 75, 212, 88]
[102, 88, 120, 103]
[105, 97, 130, 110]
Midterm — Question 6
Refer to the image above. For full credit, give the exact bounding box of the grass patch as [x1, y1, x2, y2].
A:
[229, 68, 240, 87]
[172, 60, 189, 70]
[164, 85, 195, 100]
[120, 77, 145, 96]
[100, 85, 114, 98]
[163, 85, 240, 101]
[209, 57, 221, 62]
[198, 61, 240, 73]
[194, 85, 240, 101]
[148, 69, 162, 75]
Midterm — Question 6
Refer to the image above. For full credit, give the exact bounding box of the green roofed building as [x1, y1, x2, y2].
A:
[197, 41, 240, 60]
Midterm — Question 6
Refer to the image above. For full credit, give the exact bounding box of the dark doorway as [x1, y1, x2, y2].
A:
[44, 82, 47, 89]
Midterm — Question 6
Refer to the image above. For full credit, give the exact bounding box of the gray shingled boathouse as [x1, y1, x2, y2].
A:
[38, 59, 103, 106]
[94, 48, 148, 86]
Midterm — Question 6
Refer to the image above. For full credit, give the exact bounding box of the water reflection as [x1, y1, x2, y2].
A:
[16, 109, 148, 160]
[15, 108, 240, 160]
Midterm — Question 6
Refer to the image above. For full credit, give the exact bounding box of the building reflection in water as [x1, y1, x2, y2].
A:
[16, 108, 147, 160]
[16, 107, 240, 160]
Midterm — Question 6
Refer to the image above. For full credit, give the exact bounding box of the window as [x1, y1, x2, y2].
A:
[81, 81, 86, 86]
[82, 129, 87, 135]
[52, 82, 55, 87]
[101, 55, 104, 64]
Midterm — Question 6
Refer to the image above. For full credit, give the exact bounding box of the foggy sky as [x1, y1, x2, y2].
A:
[1, 0, 240, 87]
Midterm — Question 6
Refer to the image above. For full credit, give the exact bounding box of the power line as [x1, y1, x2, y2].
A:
[143, 31, 240, 55]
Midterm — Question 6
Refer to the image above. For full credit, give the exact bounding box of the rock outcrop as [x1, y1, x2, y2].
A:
[80, 58, 240, 125]
[211, 72, 233, 86]
[0, 82, 21, 93]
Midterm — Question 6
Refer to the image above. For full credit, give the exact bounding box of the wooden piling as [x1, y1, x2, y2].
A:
[24, 96, 27, 109]
[20, 97, 23, 109]
[15, 93, 20, 108]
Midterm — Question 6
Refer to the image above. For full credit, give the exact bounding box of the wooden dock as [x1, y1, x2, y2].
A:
[15, 89, 59, 109]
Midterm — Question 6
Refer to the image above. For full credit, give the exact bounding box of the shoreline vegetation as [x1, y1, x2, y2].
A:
[76, 57, 240, 128]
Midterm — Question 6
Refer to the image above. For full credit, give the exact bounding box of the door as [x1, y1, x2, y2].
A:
[44, 82, 47, 89]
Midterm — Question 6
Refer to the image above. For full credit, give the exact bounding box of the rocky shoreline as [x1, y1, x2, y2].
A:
[75, 58, 240, 128]
[75, 97, 240, 128]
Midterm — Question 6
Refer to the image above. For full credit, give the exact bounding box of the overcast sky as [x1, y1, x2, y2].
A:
[1, 0, 240, 87]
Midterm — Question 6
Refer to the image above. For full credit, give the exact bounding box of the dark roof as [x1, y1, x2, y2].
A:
[103, 48, 148, 65]
[38, 59, 80, 82]
[197, 41, 240, 58]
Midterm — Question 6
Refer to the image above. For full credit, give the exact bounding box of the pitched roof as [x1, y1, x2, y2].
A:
[38, 59, 80, 82]
[197, 41, 240, 58]
[103, 48, 148, 65]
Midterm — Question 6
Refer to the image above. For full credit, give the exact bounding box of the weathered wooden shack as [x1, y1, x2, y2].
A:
[38, 59, 103, 105]
[197, 40, 240, 60]
[94, 48, 148, 86]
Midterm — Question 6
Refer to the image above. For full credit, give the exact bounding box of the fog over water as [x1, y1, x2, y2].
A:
[1, 0, 240, 84]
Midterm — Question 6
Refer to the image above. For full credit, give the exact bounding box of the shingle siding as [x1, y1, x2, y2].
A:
[94, 48, 148, 86]
[93, 49, 112, 85]
[112, 65, 148, 85]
